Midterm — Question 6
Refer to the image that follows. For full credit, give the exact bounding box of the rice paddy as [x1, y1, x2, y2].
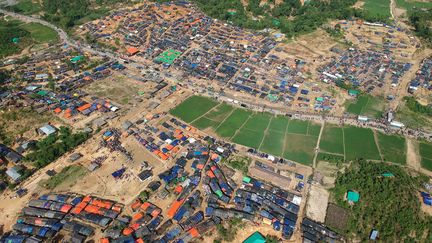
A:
[171, 96, 417, 167]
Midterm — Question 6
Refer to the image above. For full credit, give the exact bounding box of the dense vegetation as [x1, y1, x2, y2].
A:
[0, 18, 31, 58]
[26, 126, 89, 168]
[408, 10, 432, 45]
[223, 156, 251, 175]
[215, 218, 245, 242]
[331, 161, 432, 241]
[404, 96, 432, 117]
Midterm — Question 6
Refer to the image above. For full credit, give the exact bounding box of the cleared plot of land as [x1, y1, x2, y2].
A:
[170, 96, 218, 123]
[260, 130, 285, 156]
[363, 0, 391, 19]
[344, 126, 381, 160]
[325, 204, 349, 231]
[306, 185, 329, 223]
[346, 95, 385, 118]
[21, 23, 58, 43]
[232, 128, 264, 149]
[319, 125, 345, 155]
[283, 134, 318, 165]
[215, 109, 250, 138]
[420, 143, 432, 171]
[377, 132, 406, 164]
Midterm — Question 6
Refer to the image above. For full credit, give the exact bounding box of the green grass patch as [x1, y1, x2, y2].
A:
[268, 115, 289, 133]
[419, 142, 432, 160]
[9, 0, 42, 15]
[344, 126, 381, 161]
[155, 49, 182, 64]
[205, 103, 234, 122]
[260, 130, 285, 156]
[287, 119, 309, 135]
[421, 157, 432, 171]
[242, 112, 271, 131]
[191, 117, 219, 130]
[346, 95, 385, 118]
[376, 132, 406, 164]
[320, 125, 345, 155]
[170, 96, 218, 123]
[215, 109, 250, 138]
[21, 23, 58, 43]
[396, 0, 432, 10]
[223, 156, 252, 175]
[317, 152, 345, 164]
[363, 0, 391, 20]
[283, 134, 317, 165]
[39, 165, 87, 190]
[307, 122, 321, 137]
[232, 128, 264, 149]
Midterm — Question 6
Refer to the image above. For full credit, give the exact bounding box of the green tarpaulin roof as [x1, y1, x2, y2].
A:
[347, 190, 360, 203]
[37, 90, 48, 96]
[215, 190, 223, 198]
[243, 232, 266, 243]
[243, 176, 251, 183]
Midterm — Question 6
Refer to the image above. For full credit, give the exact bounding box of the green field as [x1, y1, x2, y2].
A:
[21, 23, 58, 43]
[377, 133, 406, 164]
[170, 96, 218, 123]
[343, 126, 381, 160]
[376, 132, 406, 164]
[319, 125, 345, 155]
[420, 143, 432, 171]
[363, 0, 391, 20]
[396, 0, 432, 10]
[9, 0, 42, 15]
[215, 109, 250, 138]
[171, 96, 420, 167]
[346, 95, 385, 118]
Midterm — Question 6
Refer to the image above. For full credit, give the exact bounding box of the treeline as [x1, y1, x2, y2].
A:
[191, 0, 363, 37]
[408, 10, 432, 45]
[332, 160, 432, 241]
[404, 96, 432, 117]
[42, 0, 90, 28]
[26, 126, 89, 169]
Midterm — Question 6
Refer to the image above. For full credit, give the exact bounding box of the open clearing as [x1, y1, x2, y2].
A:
[21, 23, 58, 43]
[172, 96, 425, 168]
[306, 185, 329, 223]
[396, 0, 432, 10]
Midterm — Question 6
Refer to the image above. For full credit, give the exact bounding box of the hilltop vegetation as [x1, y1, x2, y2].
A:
[331, 161, 432, 241]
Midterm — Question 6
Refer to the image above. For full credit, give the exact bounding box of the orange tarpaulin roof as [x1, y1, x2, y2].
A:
[77, 103, 91, 112]
[189, 228, 200, 237]
[54, 108, 62, 113]
[167, 199, 185, 218]
[126, 47, 139, 55]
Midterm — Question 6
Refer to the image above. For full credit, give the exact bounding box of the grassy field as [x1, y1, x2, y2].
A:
[319, 125, 345, 155]
[39, 165, 87, 190]
[420, 143, 432, 171]
[21, 23, 58, 43]
[346, 95, 386, 118]
[215, 109, 250, 138]
[8, 0, 42, 15]
[363, 0, 392, 19]
[376, 132, 406, 164]
[344, 126, 381, 160]
[170, 96, 218, 123]
[396, 0, 432, 10]
[171, 96, 417, 167]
